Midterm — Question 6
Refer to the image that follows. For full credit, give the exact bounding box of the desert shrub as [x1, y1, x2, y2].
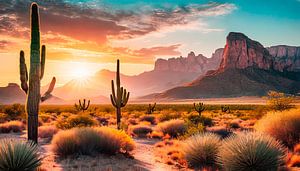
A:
[186, 114, 213, 126]
[228, 119, 241, 129]
[129, 124, 152, 138]
[52, 127, 135, 157]
[206, 126, 233, 139]
[255, 108, 300, 148]
[217, 132, 286, 171]
[4, 104, 25, 119]
[139, 115, 156, 124]
[38, 125, 58, 139]
[180, 122, 204, 139]
[0, 139, 41, 170]
[266, 91, 295, 111]
[156, 119, 186, 137]
[0, 121, 25, 133]
[157, 111, 181, 122]
[149, 131, 164, 139]
[183, 133, 221, 168]
[288, 155, 300, 167]
[0, 113, 8, 123]
[56, 114, 97, 129]
[39, 113, 56, 123]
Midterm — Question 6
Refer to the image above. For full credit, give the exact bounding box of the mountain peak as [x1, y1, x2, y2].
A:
[219, 32, 273, 71]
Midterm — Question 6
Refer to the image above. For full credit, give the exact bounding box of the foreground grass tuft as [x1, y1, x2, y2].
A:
[255, 108, 300, 148]
[183, 133, 221, 168]
[0, 139, 41, 170]
[217, 132, 286, 171]
[156, 119, 186, 137]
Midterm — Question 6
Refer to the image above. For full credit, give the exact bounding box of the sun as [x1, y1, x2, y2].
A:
[70, 63, 93, 80]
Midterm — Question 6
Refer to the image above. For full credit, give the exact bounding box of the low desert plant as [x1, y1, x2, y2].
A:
[139, 115, 156, 124]
[156, 119, 186, 137]
[0, 121, 25, 133]
[255, 108, 300, 148]
[157, 111, 181, 122]
[0, 139, 41, 170]
[206, 126, 233, 139]
[129, 124, 152, 138]
[51, 127, 135, 157]
[266, 91, 295, 111]
[38, 125, 58, 139]
[217, 132, 286, 171]
[0, 113, 8, 123]
[180, 122, 204, 139]
[56, 114, 97, 129]
[4, 104, 25, 119]
[183, 133, 221, 168]
[187, 114, 213, 126]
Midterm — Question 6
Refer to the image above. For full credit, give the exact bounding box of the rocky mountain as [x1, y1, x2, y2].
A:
[52, 50, 223, 100]
[148, 32, 300, 99]
[0, 83, 65, 104]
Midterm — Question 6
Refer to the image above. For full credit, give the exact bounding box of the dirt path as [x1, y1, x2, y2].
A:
[132, 138, 174, 171]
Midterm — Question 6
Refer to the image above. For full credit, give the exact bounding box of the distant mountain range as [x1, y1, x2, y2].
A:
[1, 32, 299, 104]
[146, 32, 300, 99]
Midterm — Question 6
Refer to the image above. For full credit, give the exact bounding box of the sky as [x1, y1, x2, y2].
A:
[0, 0, 299, 86]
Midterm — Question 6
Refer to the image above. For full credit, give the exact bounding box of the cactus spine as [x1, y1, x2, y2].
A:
[193, 102, 205, 116]
[75, 99, 90, 112]
[110, 60, 130, 130]
[146, 103, 156, 114]
[19, 3, 56, 143]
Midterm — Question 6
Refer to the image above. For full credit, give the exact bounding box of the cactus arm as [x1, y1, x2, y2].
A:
[40, 45, 45, 79]
[41, 77, 56, 102]
[110, 94, 117, 107]
[83, 99, 86, 109]
[86, 100, 90, 110]
[122, 91, 129, 107]
[20, 51, 29, 94]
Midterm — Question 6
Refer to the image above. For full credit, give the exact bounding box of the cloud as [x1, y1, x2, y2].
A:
[0, 0, 236, 63]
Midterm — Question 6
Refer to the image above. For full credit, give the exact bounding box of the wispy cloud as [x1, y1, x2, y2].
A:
[0, 0, 236, 63]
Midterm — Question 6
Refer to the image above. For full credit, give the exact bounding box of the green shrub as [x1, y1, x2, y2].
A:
[0, 139, 41, 170]
[139, 115, 156, 124]
[187, 114, 213, 126]
[51, 127, 135, 157]
[180, 122, 204, 139]
[56, 114, 97, 129]
[183, 133, 221, 168]
[217, 132, 286, 171]
[156, 119, 186, 137]
[4, 104, 25, 119]
[157, 111, 181, 122]
[255, 108, 300, 148]
[266, 91, 295, 111]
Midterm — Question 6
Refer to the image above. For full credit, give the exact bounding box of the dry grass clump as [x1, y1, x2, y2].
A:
[155, 140, 187, 168]
[56, 114, 97, 129]
[38, 125, 58, 139]
[149, 131, 164, 139]
[182, 133, 221, 168]
[51, 127, 135, 157]
[0, 139, 41, 170]
[0, 120, 25, 133]
[0, 113, 8, 123]
[255, 108, 300, 148]
[157, 111, 181, 122]
[218, 132, 286, 171]
[206, 126, 233, 139]
[156, 119, 186, 137]
[139, 115, 156, 124]
[128, 124, 152, 138]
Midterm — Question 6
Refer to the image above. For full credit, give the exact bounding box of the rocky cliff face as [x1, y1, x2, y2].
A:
[267, 45, 300, 72]
[154, 49, 223, 73]
[219, 32, 273, 71]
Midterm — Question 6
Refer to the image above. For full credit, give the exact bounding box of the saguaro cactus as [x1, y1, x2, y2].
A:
[110, 60, 130, 130]
[19, 3, 56, 143]
[146, 103, 156, 114]
[193, 102, 205, 116]
[75, 99, 90, 112]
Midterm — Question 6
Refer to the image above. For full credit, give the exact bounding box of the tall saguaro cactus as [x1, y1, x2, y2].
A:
[110, 60, 130, 130]
[19, 3, 56, 143]
[75, 99, 90, 112]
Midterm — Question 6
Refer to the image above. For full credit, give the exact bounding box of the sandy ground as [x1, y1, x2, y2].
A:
[0, 132, 176, 171]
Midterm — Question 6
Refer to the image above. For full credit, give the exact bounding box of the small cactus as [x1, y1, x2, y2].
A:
[194, 102, 205, 116]
[110, 59, 130, 130]
[19, 3, 56, 143]
[221, 105, 230, 113]
[146, 103, 156, 114]
[74, 99, 90, 112]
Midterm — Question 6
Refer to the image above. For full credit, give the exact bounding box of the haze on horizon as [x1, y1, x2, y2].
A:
[0, 0, 299, 87]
